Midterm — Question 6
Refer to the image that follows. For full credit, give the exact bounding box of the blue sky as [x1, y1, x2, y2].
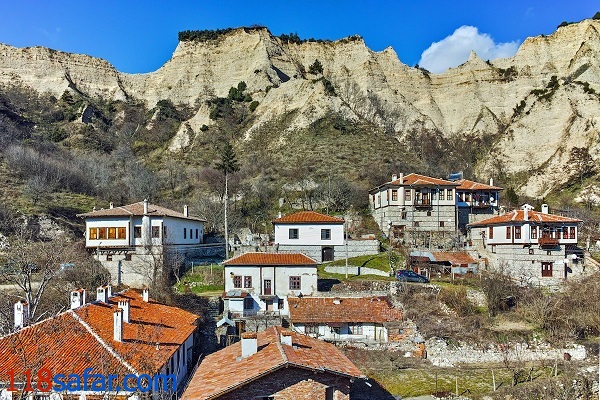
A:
[1, 1, 597, 74]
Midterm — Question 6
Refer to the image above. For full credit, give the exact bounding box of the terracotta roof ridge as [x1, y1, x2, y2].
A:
[70, 310, 138, 374]
[118, 206, 134, 215]
[276, 337, 289, 364]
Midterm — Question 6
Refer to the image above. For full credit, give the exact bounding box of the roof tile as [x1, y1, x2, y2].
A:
[223, 252, 317, 266]
[273, 211, 344, 224]
[468, 210, 582, 227]
[288, 296, 403, 323]
[77, 202, 206, 222]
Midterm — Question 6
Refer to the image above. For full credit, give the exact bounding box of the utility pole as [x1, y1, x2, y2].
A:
[345, 218, 349, 279]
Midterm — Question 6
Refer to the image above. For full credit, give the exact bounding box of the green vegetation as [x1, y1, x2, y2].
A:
[317, 263, 395, 281]
[323, 253, 399, 274]
[496, 66, 517, 82]
[178, 26, 266, 42]
[531, 75, 559, 101]
[308, 59, 323, 75]
[174, 264, 224, 295]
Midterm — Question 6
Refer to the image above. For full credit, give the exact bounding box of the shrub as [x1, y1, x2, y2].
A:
[308, 59, 324, 75]
[249, 101, 259, 112]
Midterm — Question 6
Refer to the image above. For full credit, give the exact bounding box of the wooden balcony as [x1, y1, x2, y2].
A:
[538, 237, 559, 246]
[414, 199, 432, 208]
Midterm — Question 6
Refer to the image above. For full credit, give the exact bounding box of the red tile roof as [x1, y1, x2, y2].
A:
[223, 252, 317, 266]
[455, 179, 503, 191]
[181, 326, 364, 400]
[468, 210, 582, 227]
[0, 289, 199, 382]
[431, 251, 477, 266]
[392, 173, 458, 187]
[273, 211, 344, 224]
[287, 296, 403, 324]
[77, 202, 206, 222]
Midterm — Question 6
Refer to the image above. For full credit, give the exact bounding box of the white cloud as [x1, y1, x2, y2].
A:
[418, 26, 520, 74]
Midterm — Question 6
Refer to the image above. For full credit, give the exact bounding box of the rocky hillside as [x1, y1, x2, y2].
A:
[1, 21, 599, 202]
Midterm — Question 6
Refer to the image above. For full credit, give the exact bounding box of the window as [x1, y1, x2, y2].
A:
[152, 226, 160, 238]
[196, 229, 199, 239]
[541, 262, 553, 277]
[108, 227, 116, 239]
[117, 227, 126, 239]
[278, 299, 285, 309]
[391, 190, 398, 201]
[289, 228, 299, 239]
[414, 221, 420, 227]
[134, 226, 142, 238]
[506, 226, 511, 239]
[528, 248, 534, 255]
[289, 276, 301, 290]
[321, 229, 331, 240]
[405, 190, 411, 201]
[570, 227, 575, 239]
[401, 211, 407, 219]
[106, 254, 112, 261]
[426, 211, 432, 216]
[305, 324, 319, 334]
[515, 226, 521, 239]
[125, 254, 132, 261]
[349, 323, 363, 335]
[531, 226, 537, 239]
[446, 189, 453, 201]
[243, 297, 253, 310]
[89, 228, 98, 240]
[98, 227, 107, 240]
[244, 276, 252, 288]
[439, 221, 444, 227]
[233, 276, 242, 288]
[183, 228, 187, 239]
[432, 190, 437, 200]
[491, 245, 496, 253]
[489, 227, 494, 239]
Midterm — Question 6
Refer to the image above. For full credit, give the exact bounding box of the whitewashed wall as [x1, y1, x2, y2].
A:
[274, 223, 344, 246]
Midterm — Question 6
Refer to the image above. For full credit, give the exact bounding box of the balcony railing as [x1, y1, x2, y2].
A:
[538, 237, 559, 246]
[414, 199, 432, 208]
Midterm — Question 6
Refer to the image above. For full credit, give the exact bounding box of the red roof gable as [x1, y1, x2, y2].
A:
[431, 251, 477, 266]
[0, 289, 199, 381]
[468, 210, 582, 227]
[223, 252, 317, 266]
[287, 296, 403, 323]
[273, 210, 344, 224]
[77, 202, 206, 222]
[392, 173, 458, 187]
[181, 326, 363, 400]
[455, 179, 503, 191]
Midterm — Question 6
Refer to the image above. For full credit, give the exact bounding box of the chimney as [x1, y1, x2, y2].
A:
[524, 207, 528, 221]
[70, 289, 86, 309]
[489, 178, 494, 187]
[92, 206, 96, 212]
[109, 202, 114, 209]
[14, 300, 29, 330]
[333, 297, 341, 305]
[118, 299, 130, 323]
[113, 308, 123, 342]
[241, 332, 258, 358]
[143, 199, 149, 215]
[280, 331, 293, 346]
[398, 173, 404, 184]
[278, 211, 282, 219]
[142, 288, 149, 302]
[107, 284, 112, 298]
[542, 204, 549, 214]
[96, 286, 109, 303]
[183, 205, 189, 217]
[391, 174, 398, 182]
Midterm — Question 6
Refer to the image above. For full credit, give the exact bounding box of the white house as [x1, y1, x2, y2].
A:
[468, 204, 584, 286]
[77, 199, 206, 286]
[273, 211, 345, 262]
[288, 296, 404, 343]
[222, 252, 318, 318]
[455, 178, 502, 233]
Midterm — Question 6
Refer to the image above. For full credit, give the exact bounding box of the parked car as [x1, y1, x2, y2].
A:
[396, 270, 430, 283]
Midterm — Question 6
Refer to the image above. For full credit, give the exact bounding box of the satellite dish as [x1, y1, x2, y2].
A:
[490, 197, 495, 202]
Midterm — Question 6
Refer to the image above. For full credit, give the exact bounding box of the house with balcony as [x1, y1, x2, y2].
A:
[454, 178, 503, 233]
[369, 173, 459, 248]
[288, 296, 404, 343]
[77, 199, 206, 286]
[468, 204, 584, 286]
[1, 287, 199, 400]
[222, 252, 318, 319]
[272, 210, 379, 262]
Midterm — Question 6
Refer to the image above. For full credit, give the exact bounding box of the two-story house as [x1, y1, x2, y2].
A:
[369, 173, 459, 247]
[77, 199, 206, 286]
[468, 204, 584, 286]
[273, 211, 344, 262]
[455, 178, 503, 233]
[1, 287, 199, 400]
[222, 252, 318, 319]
